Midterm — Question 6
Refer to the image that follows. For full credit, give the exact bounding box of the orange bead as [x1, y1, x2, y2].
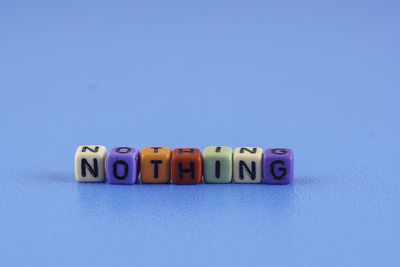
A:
[171, 148, 202, 184]
[140, 147, 172, 184]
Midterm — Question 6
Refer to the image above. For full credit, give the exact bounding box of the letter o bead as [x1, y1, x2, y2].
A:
[106, 147, 139, 185]
[263, 148, 293, 184]
[75, 145, 107, 182]
[171, 148, 202, 185]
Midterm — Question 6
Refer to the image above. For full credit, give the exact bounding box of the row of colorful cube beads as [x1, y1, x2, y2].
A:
[75, 146, 294, 185]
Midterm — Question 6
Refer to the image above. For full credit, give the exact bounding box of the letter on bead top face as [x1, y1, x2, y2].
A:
[141, 147, 172, 184]
[171, 148, 202, 184]
[106, 147, 139, 185]
[203, 146, 232, 183]
[75, 145, 107, 182]
[233, 147, 263, 183]
[263, 148, 293, 184]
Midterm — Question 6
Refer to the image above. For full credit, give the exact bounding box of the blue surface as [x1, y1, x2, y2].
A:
[0, 1, 399, 266]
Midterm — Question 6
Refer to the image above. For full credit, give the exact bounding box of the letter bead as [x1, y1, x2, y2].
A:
[75, 145, 107, 182]
[263, 148, 294, 184]
[203, 146, 232, 183]
[233, 147, 263, 183]
[140, 147, 172, 184]
[171, 148, 202, 184]
[106, 147, 139, 185]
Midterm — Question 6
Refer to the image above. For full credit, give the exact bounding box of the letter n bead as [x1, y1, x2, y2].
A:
[172, 148, 202, 184]
[106, 147, 139, 185]
[140, 147, 172, 184]
[263, 148, 294, 184]
[233, 147, 263, 183]
[75, 145, 107, 182]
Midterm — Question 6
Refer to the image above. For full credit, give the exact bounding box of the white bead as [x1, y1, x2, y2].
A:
[75, 145, 107, 182]
[232, 147, 263, 183]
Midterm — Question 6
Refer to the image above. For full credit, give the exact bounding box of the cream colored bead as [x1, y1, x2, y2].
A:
[232, 147, 263, 183]
[75, 145, 107, 182]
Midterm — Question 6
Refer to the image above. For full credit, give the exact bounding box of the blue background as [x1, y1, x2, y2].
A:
[0, 1, 399, 266]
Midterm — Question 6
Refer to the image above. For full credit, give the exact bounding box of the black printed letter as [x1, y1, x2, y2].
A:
[150, 160, 162, 178]
[81, 146, 99, 153]
[240, 148, 257, 154]
[113, 160, 129, 180]
[239, 161, 256, 180]
[271, 149, 287, 155]
[215, 160, 221, 178]
[81, 158, 98, 177]
[151, 147, 162, 153]
[178, 162, 195, 179]
[178, 149, 195, 155]
[116, 147, 132, 153]
[270, 160, 287, 179]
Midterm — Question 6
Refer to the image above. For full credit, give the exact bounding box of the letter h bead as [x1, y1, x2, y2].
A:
[172, 148, 202, 184]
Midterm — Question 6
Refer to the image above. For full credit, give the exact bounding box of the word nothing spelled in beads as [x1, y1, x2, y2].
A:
[74, 146, 294, 185]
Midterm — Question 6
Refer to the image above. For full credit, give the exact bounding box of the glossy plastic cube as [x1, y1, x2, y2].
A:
[141, 147, 172, 184]
[172, 148, 202, 185]
[106, 147, 139, 185]
[203, 146, 232, 183]
[263, 148, 293, 184]
[232, 147, 263, 183]
[75, 145, 107, 182]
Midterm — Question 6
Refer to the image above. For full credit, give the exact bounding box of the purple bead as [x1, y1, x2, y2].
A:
[263, 148, 294, 184]
[106, 147, 139, 185]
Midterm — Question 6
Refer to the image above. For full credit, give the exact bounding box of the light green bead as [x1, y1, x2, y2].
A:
[203, 146, 232, 183]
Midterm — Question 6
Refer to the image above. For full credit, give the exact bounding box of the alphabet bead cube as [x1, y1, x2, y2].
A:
[203, 146, 232, 183]
[140, 147, 172, 184]
[106, 147, 139, 185]
[232, 147, 263, 183]
[263, 148, 294, 184]
[172, 148, 202, 184]
[75, 145, 107, 182]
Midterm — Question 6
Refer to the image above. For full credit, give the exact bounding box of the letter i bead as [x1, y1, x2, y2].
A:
[263, 148, 294, 184]
[171, 148, 202, 184]
[203, 146, 232, 183]
[106, 147, 139, 185]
